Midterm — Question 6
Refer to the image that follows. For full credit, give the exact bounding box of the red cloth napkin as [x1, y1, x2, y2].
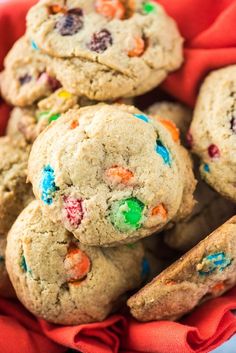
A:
[158, 0, 236, 106]
[1, 1, 236, 353]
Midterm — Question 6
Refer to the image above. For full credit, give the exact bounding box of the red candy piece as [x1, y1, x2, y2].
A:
[64, 247, 91, 283]
[211, 281, 225, 294]
[64, 196, 84, 227]
[208, 144, 220, 159]
[186, 130, 193, 148]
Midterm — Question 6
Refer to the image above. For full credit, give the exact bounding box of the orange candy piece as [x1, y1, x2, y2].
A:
[151, 203, 168, 220]
[211, 282, 225, 294]
[70, 120, 79, 129]
[95, 0, 125, 19]
[106, 166, 134, 184]
[158, 118, 180, 142]
[128, 36, 145, 57]
[64, 248, 91, 283]
[49, 4, 66, 14]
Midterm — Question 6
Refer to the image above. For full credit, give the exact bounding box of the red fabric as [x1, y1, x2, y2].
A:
[0, 298, 65, 353]
[158, 0, 236, 106]
[1, 1, 236, 353]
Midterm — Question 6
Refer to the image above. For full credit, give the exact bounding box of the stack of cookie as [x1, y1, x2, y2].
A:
[0, 0, 235, 325]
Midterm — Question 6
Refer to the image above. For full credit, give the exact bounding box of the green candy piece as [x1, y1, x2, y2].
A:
[37, 111, 50, 121]
[126, 243, 136, 249]
[37, 111, 61, 124]
[142, 1, 156, 14]
[110, 197, 145, 232]
[48, 113, 61, 123]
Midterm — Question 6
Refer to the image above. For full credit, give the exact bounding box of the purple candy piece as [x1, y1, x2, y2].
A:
[87, 29, 113, 53]
[56, 8, 84, 36]
[19, 74, 32, 85]
[230, 117, 236, 133]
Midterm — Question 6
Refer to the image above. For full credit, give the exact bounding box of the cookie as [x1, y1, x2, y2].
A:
[0, 137, 33, 235]
[26, 0, 183, 100]
[146, 101, 192, 140]
[6, 89, 133, 144]
[128, 216, 236, 322]
[6, 200, 144, 325]
[189, 66, 236, 203]
[0, 36, 61, 107]
[0, 237, 15, 298]
[6, 88, 80, 143]
[28, 104, 196, 246]
[164, 178, 236, 252]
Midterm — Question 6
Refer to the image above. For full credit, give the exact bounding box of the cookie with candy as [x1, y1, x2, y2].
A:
[189, 66, 236, 203]
[27, 103, 196, 246]
[145, 101, 236, 252]
[128, 216, 236, 322]
[25, 0, 183, 100]
[0, 36, 61, 107]
[6, 200, 144, 325]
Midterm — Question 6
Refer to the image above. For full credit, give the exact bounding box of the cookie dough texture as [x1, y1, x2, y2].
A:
[28, 104, 196, 246]
[164, 179, 236, 252]
[6, 88, 80, 143]
[128, 216, 236, 322]
[6, 88, 132, 144]
[146, 101, 192, 137]
[0, 137, 33, 235]
[0, 36, 58, 107]
[6, 200, 144, 325]
[26, 0, 183, 100]
[190, 66, 236, 203]
[0, 237, 15, 298]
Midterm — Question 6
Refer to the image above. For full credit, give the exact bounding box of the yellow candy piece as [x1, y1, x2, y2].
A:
[58, 90, 73, 100]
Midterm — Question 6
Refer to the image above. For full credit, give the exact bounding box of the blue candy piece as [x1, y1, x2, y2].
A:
[31, 40, 39, 50]
[41, 165, 59, 205]
[203, 163, 210, 173]
[134, 114, 150, 123]
[155, 140, 171, 166]
[198, 252, 232, 276]
[141, 258, 150, 279]
[20, 256, 29, 272]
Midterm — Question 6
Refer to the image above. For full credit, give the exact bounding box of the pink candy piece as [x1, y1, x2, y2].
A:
[63, 196, 84, 228]
[37, 72, 61, 91]
[208, 144, 220, 159]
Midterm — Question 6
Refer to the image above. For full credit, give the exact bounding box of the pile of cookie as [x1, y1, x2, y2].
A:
[0, 0, 235, 325]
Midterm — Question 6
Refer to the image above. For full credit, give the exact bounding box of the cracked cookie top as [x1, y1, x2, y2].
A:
[28, 103, 196, 246]
[6, 200, 144, 325]
[26, 0, 183, 99]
